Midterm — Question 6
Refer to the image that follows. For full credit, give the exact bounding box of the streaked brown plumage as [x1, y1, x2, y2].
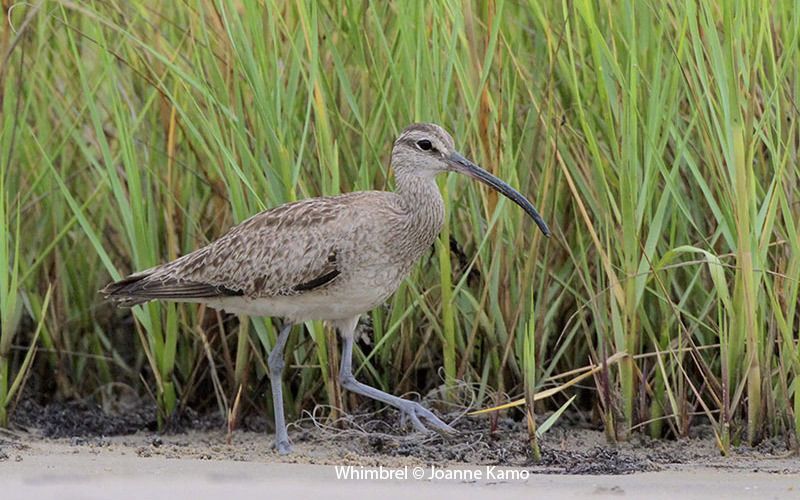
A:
[103, 123, 550, 454]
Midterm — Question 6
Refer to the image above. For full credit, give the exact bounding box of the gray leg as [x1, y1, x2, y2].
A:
[267, 322, 293, 454]
[337, 317, 456, 435]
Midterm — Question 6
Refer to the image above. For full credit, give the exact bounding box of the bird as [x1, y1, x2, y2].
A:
[102, 123, 550, 454]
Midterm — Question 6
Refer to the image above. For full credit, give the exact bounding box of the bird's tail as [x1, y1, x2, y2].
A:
[102, 268, 244, 308]
[101, 271, 157, 307]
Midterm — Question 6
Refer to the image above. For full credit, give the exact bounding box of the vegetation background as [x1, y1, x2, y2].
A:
[1, 0, 798, 454]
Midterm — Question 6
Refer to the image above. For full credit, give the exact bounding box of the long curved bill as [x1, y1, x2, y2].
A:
[448, 152, 551, 237]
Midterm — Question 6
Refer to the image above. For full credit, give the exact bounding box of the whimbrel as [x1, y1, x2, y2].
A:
[103, 123, 550, 454]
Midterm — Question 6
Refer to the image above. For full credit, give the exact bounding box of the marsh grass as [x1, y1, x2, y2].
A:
[1, 0, 798, 452]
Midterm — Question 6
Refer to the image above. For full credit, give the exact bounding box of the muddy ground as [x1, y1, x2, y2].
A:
[3, 398, 799, 472]
[2, 400, 799, 499]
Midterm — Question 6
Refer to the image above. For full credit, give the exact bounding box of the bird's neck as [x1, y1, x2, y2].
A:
[394, 170, 445, 248]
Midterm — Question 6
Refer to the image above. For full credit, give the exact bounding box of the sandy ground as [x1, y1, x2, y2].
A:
[2, 429, 799, 499]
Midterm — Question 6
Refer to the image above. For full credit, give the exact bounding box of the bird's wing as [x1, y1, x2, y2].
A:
[168, 196, 352, 296]
[105, 195, 357, 304]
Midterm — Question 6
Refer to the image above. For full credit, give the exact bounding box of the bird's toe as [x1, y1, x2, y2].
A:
[274, 440, 293, 455]
[417, 407, 457, 436]
[399, 401, 455, 436]
[399, 405, 429, 433]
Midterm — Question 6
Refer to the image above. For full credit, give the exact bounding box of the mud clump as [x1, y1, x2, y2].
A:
[12, 399, 157, 438]
[539, 446, 657, 474]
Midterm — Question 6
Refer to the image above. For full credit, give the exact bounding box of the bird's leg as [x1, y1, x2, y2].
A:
[337, 317, 456, 435]
[267, 322, 294, 454]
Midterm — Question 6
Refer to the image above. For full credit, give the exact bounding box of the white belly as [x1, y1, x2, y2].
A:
[191, 260, 411, 323]
[203, 286, 393, 323]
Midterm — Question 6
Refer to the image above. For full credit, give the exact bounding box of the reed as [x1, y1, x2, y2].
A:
[2, 0, 797, 451]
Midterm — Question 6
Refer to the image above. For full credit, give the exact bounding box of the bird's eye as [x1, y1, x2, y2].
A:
[416, 139, 433, 151]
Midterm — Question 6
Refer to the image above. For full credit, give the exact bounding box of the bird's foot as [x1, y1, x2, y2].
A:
[274, 439, 292, 455]
[397, 400, 457, 436]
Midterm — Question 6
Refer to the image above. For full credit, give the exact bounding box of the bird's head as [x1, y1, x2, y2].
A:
[391, 123, 551, 237]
